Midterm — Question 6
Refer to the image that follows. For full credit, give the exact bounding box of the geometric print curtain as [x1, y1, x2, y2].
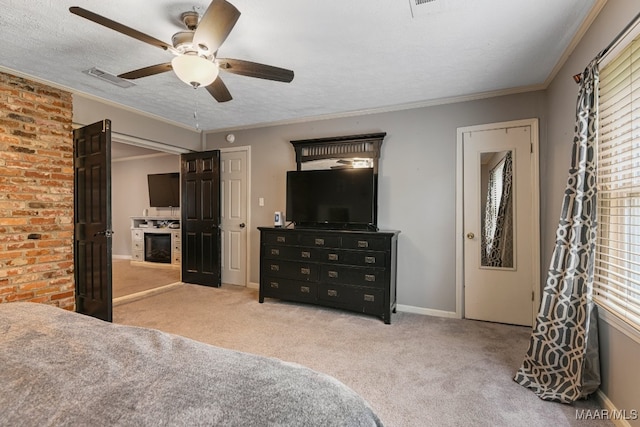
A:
[481, 151, 514, 268]
[513, 57, 601, 403]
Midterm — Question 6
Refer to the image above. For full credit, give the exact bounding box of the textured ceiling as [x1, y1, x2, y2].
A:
[1, 0, 599, 133]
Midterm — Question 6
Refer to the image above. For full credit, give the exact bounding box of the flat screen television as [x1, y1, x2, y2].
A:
[286, 168, 377, 230]
[147, 172, 180, 208]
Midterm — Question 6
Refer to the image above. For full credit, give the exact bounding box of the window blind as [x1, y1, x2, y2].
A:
[596, 34, 640, 330]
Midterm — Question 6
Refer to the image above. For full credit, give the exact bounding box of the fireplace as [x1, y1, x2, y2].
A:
[144, 233, 171, 264]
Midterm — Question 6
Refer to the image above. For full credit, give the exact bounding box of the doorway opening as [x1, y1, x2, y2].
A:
[111, 140, 186, 303]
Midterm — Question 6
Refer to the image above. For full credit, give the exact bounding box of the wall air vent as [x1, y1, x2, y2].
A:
[82, 67, 136, 88]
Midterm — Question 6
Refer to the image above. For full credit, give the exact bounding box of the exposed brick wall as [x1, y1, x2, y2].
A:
[0, 72, 74, 310]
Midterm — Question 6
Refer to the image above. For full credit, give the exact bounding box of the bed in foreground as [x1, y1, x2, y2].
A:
[0, 302, 383, 426]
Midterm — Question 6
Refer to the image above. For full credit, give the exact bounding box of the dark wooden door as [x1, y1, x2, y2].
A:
[73, 120, 113, 321]
[181, 151, 221, 286]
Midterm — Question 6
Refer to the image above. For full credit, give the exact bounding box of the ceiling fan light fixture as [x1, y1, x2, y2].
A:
[171, 54, 218, 88]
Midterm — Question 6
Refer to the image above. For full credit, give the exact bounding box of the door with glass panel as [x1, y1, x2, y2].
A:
[460, 119, 539, 326]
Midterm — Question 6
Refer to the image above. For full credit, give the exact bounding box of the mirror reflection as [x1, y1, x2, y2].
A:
[480, 150, 514, 268]
[301, 158, 374, 170]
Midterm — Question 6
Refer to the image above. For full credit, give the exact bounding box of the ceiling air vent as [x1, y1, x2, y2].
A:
[83, 67, 136, 88]
[409, 0, 443, 18]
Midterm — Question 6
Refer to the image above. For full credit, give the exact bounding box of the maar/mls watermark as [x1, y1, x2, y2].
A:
[576, 409, 638, 421]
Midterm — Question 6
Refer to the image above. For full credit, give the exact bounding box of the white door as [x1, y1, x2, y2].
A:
[220, 149, 248, 286]
[459, 119, 539, 326]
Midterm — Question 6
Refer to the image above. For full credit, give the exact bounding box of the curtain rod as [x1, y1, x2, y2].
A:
[573, 10, 640, 84]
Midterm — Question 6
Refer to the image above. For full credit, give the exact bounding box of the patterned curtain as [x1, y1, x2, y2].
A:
[482, 152, 514, 268]
[513, 57, 601, 403]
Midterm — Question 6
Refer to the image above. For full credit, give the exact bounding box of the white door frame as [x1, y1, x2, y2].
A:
[220, 145, 252, 288]
[455, 118, 540, 325]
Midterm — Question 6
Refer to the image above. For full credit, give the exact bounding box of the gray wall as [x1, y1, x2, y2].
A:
[111, 154, 180, 257]
[543, 0, 640, 422]
[205, 91, 546, 313]
[73, 94, 201, 151]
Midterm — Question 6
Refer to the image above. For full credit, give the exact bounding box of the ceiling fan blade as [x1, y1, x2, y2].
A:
[193, 0, 241, 54]
[205, 77, 233, 102]
[118, 63, 173, 80]
[217, 58, 294, 83]
[69, 7, 173, 51]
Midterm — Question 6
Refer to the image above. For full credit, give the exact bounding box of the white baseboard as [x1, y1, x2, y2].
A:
[596, 390, 635, 427]
[113, 254, 131, 260]
[247, 281, 259, 290]
[396, 304, 458, 319]
[113, 282, 183, 306]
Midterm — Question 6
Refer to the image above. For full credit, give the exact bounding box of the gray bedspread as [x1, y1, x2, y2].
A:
[0, 302, 383, 427]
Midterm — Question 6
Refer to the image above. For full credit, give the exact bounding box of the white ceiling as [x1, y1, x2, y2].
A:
[1, 0, 599, 133]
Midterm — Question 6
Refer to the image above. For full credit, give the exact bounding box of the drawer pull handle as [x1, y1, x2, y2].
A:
[271, 248, 280, 256]
[365, 256, 376, 264]
[364, 274, 376, 282]
[300, 286, 310, 293]
[270, 264, 280, 272]
[270, 282, 279, 289]
[357, 240, 369, 248]
[301, 267, 311, 275]
[364, 294, 375, 302]
[301, 251, 311, 258]
[327, 289, 338, 297]
[315, 238, 325, 246]
[276, 236, 286, 243]
[328, 253, 339, 261]
[328, 271, 338, 279]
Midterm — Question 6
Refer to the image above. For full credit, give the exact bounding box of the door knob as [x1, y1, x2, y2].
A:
[466, 232, 475, 239]
[239, 223, 246, 228]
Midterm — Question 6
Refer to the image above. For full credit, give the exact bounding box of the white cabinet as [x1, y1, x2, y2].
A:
[171, 230, 181, 264]
[130, 216, 180, 268]
[131, 229, 144, 261]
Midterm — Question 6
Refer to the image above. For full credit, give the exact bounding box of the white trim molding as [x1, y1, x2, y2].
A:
[396, 305, 458, 319]
[596, 390, 636, 427]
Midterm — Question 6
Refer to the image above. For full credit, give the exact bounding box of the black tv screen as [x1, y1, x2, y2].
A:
[147, 173, 180, 207]
[286, 168, 376, 229]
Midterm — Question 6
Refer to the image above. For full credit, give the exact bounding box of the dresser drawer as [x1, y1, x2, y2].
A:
[132, 229, 143, 240]
[321, 265, 386, 288]
[132, 240, 144, 251]
[342, 235, 388, 251]
[261, 276, 316, 301]
[318, 284, 383, 314]
[262, 232, 297, 246]
[321, 249, 386, 267]
[264, 245, 321, 262]
[298, 234, 341, 248]
[262, 260, 319, 281]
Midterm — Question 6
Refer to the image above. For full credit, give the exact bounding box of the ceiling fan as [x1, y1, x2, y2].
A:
[69, 0, 294, 102]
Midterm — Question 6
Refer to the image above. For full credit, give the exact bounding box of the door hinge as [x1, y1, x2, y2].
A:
[532, 291, 535, 301]
[530, 142, 533, 154]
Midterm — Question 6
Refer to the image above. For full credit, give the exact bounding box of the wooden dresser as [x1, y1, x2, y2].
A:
[258, 227, 399, 323]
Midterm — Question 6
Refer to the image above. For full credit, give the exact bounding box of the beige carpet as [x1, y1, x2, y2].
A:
[112, 259, 181, 299]
[113, 284, 612, 427]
